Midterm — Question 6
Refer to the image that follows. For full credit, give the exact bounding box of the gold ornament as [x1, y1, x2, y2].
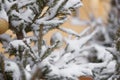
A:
[0, 18, 9, 34]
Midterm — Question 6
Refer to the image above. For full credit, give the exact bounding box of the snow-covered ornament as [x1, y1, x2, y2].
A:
[0, 18, 9, 34]
[50, 32, 63, 48]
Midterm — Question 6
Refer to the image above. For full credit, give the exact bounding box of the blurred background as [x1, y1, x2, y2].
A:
[0, 0, 113, 52]
[44, 0, 111, 44]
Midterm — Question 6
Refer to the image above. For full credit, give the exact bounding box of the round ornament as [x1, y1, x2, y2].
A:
[0, 18, 9, 34]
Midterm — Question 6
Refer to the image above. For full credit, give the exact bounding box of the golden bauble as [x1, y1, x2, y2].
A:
[0, 18, 9, 34]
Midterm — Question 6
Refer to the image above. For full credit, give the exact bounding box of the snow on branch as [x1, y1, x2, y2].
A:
[0, 0, 119, 80]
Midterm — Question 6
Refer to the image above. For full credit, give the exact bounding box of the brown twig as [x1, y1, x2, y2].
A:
[38, 24, 44, 57]
[31, 67, 44, 80]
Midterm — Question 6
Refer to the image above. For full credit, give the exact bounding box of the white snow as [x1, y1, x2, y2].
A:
[4, 60, 31, 80]
[0, 9, 8, 21]
[64, 0, 83, 9]
[6, 38, 31, 53]
[1, 0, 117, 80]
[4, 60, 21, 80]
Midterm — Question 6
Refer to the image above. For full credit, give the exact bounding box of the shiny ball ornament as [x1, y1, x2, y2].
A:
[0, 18, 9, 34]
